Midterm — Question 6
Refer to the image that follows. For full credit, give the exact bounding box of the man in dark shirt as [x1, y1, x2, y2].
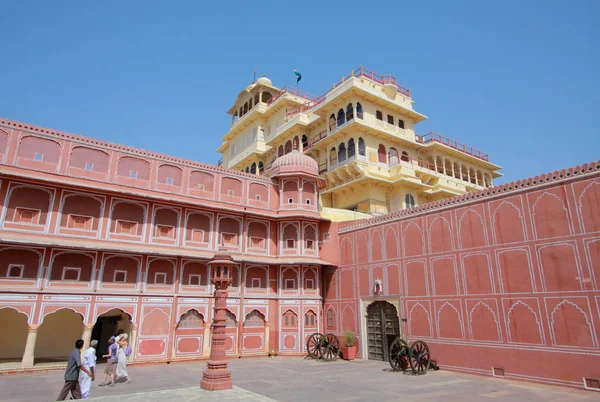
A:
[57, 339, 94, 400]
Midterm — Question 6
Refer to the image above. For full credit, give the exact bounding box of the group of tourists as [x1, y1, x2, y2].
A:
[56, 331, 132, 400]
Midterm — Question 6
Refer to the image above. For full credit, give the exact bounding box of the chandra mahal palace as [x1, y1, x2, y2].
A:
[1, 66, 599, 391]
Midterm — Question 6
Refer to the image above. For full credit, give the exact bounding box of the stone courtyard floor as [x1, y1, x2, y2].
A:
[0, 357, 597, 402]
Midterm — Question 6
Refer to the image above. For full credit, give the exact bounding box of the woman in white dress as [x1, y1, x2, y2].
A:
[115, 334, 131, 383]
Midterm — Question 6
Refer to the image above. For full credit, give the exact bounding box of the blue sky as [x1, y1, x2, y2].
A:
[1, 1, 598, 183]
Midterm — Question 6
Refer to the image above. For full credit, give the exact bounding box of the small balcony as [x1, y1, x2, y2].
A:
[416, 132, 489, 162]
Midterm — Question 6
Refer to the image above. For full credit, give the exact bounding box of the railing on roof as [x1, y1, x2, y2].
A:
[416, 132, 489, 162]
[267, 85, 317, 107]
[279, 66, 412, 119]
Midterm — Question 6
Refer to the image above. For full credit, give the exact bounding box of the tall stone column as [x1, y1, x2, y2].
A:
[201, 249, 234, 391]
[21, 324, 39, 369]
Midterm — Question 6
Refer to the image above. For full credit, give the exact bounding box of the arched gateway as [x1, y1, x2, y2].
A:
[366, 301, 400, 362]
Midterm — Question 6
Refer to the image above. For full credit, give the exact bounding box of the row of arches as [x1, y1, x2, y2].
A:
[0, 305, 320, 366]
[433, 156, 493, 187]
[232, 91, 274, 123]
[4, 132, 260, 191]
[328, 103, 364, 130]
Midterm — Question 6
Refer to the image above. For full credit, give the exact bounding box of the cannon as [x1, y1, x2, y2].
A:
[389, 338, 439, 375]
[306, 332, 340, 361]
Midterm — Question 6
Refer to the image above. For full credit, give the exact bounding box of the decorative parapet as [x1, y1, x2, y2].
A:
[319, 207, 371, 222]
[338, 159, 600, 233]
[0, 117, 275, 184]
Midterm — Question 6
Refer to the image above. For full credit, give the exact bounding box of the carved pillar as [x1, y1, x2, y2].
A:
[201, 249, 234, 391]
[21, 325, 39, 369]
[202, 322, 211, 357]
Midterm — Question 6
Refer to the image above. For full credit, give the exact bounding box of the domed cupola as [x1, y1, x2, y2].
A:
[270, 150, 319, 178]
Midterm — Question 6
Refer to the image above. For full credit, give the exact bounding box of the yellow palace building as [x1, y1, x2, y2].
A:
[217, 67, 502, 221]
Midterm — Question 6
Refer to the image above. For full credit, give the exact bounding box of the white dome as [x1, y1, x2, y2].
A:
[256, 76, 272, 86]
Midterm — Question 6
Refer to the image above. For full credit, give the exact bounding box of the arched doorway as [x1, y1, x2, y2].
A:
[0, 308, 28, 365]
[91, 309, 133, 360]
[35, 309, 84, 364]
[366, 301, 400, 362]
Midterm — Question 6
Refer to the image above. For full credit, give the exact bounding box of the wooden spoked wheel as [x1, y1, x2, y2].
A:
[389, 338, 409, 371]
[408, 340, 430, 375]
[306, 333, 324, 359]
[321, 333, 340, 361]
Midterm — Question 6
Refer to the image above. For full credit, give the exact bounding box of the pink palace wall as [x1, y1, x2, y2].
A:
[332, 161, 600, 389]
[0, 118, 330, 368]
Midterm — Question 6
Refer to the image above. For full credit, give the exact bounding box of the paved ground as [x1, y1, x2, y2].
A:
[0, 357, 597, 402]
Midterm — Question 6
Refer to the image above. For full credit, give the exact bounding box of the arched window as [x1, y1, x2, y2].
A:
[389, 147, 399, 166]
[233, 112, 238, 123]
[250, 162, 257, 174]
[356, 102, 364, 119]
[285, 140, 293, 154]
[245, 167, 250, 173]
[301, 135, 309, 149]
[405, 194, 416, 209]
[329, 148, 337, 166]
[249, 98, 253, 109]
[178, 310, 204, 328]
[329, 114, 336, 131]
[293, 136, 299, 151]
[401, 151, 409, 162]
[225, 311, 237, 327]
[262, 92, 272, 103]
[244, 102, 248, 114]
[278, 145, 284, 157]
[337, 109, 345, 127]
[304, 310, 317, 327]
[258, 161, 264, 174]
[348, 138, 356, 158]
[346, 104, 354, 121]
[338, 143, 347, 163]
[378, 144, 387, 164]
[282, 310, 298, 327]
[239, 107, 243, 117]
[358, 137, 366, 156]
[244, 310, 265, 327]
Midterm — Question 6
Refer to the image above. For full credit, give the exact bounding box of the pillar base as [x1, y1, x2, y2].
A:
[200, 367, 232, 391]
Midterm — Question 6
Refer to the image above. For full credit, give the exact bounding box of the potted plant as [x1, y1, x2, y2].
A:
[340, 331, 357, 360]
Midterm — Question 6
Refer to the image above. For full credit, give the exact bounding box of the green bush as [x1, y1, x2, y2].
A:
[342, 331, 356, 347]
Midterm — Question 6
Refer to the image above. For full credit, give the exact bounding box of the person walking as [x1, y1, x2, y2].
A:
[99, 336, 118, 387]
[115, 334, 131, 383]
[80, 340, 97, 399]
[56, 339, 94, 400]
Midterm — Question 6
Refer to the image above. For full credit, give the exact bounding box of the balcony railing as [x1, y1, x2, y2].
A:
[267, 85, 317, 107]
[284, 66, 412, 119]
[416, 132, 489, 162]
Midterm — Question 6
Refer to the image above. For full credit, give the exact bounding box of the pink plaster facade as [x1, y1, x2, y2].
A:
[0, 119, 327, 370]
[1, 117, 599, 391]
[333, 161, 600, 389]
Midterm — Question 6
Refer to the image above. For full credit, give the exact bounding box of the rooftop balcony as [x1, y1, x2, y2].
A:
[416, 132, 489, 162]
[285, 66, 412, 119]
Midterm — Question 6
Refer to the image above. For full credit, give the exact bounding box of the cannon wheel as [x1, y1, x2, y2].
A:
[306, 333, 324, 359]
[389, 338, 409, 371]
[408, 340, 430, 375]
[321, 333, 340, 361]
